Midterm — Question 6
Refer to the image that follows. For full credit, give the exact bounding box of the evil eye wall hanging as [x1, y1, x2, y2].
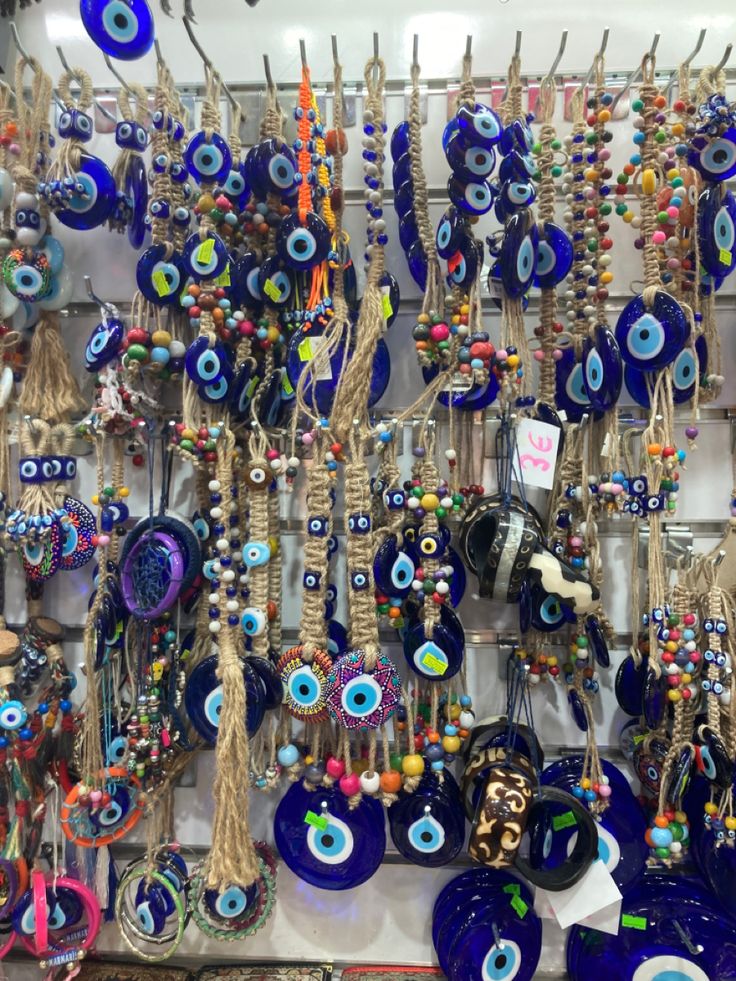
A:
[373, 533, 415, 599]
[276, 646, 333, 722]
[581, 326, 623, 412]
[79, 0, 155, 60]
[184, 130, 232, 185]
[534, 221, 573, 288]
[54, 153, 117, 231]
[436, 205, 465, 259]
[184, 654, 265, 744]
[135, 244, 184, 306]
[698, 183, 736, 278]
[276, 211, 331, 271]
[274, 782, 386, 891]
[325, 649, 401, 730]
[456, 102, 503, 148]
[625, 336, 707, 407]
[245, 138, 298, 198]
[182, 231, 229, 281]
[500, 211, 538, 298]
[389, 775, 466, 868]
[403, 605, 464, 681]
[447, 175, 495, 216]
[614, 290, 690, 371]
[60, 767, 143, 847]
[689, 127, 736, 182]
[85, 316, 125, 371]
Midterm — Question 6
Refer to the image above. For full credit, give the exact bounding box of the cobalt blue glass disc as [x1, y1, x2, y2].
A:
[446, 236, 483, 290]
[229, 359, 261, 421]
[698, 183, 736, 278]
[399, 214, 419, 252]
[388, 774, 465, 867]
[394, 179, 415, 220]
[582, 326, 622, 412]
[184, 130, 232, 185]
[184, 335, 229, 385]
[136, 244, 184, 306]
[534, 220, 573, 287]
[627, 336, 706, 408]
[327, 619, 348, 660]
[392, 152, 412, 187]
[448, 175, 495, 216]
[373, 534, 415, 599]
[615, 654, 648, 716]
[421, 363, 499, 411]
[274, 782, 385, 890]
[126, 154, 148, 249]
[688, 127, 736, 182]
[380, 271, 400, 327]
[555, 348, 592, 422]
[614, 290, 690, 371]
[456, 103, 503, 148]
[436, 205, 466, 259]
[182, 231, 229, 281]
[495, 180, 537, 222]
[79, 0, 155, 60]
[85, 318, 124, 371]
[448, 892, 542, 981]
[407, 239, 428, 290]
[276, 211, 331, 271]
[432, 868, 532, 955]
[390, 120, 410, 160]
[500, 210, 538, 297]
[445, 132, 496, 181]
[245, 138, 297, 198]
[184, 654, 265, 744]
[403, 605, 464, 681]
[258, 256, 294, 308]
[55, 153, 116, 230]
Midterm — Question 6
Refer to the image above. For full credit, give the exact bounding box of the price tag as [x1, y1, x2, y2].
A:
[304, 810, 328, 831]
[263, 277, 282, 302]
[245, 376, 260, 399]
[197, 237, 215, 264]
[298, 337, 314, 362]
[420, 651, 448, 676]
[152, 269, 172, 297]
[215, 265, 231, 287]
[381, 289, 394, 321]
[510, 895, 528, 919]
[282, 373, 294, 397]
[621, 914, 647, 930]
[512, 417, 561, 491]
[502, 883, 521, 896]
[552, 811, 577, 832]
[633, 733, 645, 745]
[720, 248, 733, 266]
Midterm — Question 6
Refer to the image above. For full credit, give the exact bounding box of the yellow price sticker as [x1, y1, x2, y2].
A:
[263, 278, 282, 302]
[720, 248, 733, 266]
[282, 374, 294, 396]
[381, 292, 394, 321]
[298, 337, 314, 362]
[420, 651, 447, 676]
[152, 269, 171, 297]
[197, 237, 215, 265]
[215, 265, 231, 287]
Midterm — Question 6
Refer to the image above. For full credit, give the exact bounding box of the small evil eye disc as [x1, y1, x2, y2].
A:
[436, 205, 465, 259]
[669, 339, 706, 404]
[500, 212, 538, 298]
[407, 813, 446, 854]
[79, 0, 155, 60]
[183, 130, 232, 185]
[500, 180, 537, 213]
[243, 541, 271, 568]
[222, 167, 248, 202]
[241, 607, 267, 637]
[392, 152, 413, 187]
[258, 256, 294, 307]
[244, 464, 269, 490]
[85, 318, 124, 371]
[689, 129, 736, 182]
[0, 700, 27, 731]
[581, 326, 623, 412]
[55, 154, 117, 230]
[447, 237, 483, 290]
[418, 533, 441, 558]
[306, 813, 355, 865]
[445, 132, 496, 180]
[447, 175, 495, 216]
[499, 149, 537, 182]
[182, 231, 228, 281]
[246, 138, 297, 197]
[136, 245, 183, 306]
[106, 734, 128, 766]
[276, 211, 331, 270]
[204, 883, 257, 921]
[456, 102, 503, 148]
[534, 220, 574, 288]
[481, 939, 522, 980]
[184, 336, 227, 385]
[614, 290, 690, 371]
[555, 349, 592, 423]
[198, 368, 232, 404]
[3, 253, 50, 302]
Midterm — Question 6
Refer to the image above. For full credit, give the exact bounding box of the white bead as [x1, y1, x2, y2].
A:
[208, 593, 220, 605]
[231, 551, 242, 563]
[208, 621, 221, 633]
[169, 340, 186, 357]
[412, 579, 423, 591]
[210, 507, 223, 519]
[359, 771, 381, 794]
[669, 840, 682, 854]
[216, 538, 229, 551]
[270, 459, 282, 471]
[459, 710, 475, 728]
[441, 497, 453, 508]
[208, 480, 221, 492]
[444, 449, 456, 461]
[15, 191, 37, 209]
[222, 570, 236, 582]
[528, 673, 541, 685]
[407, 497, 419, 508]
[229, 527, 240, 538]
[288, 457, 300, 467]
[226, 600, 239, 612]
[212, 562, 222, 573]
[435, 581, 450, 595]
[239, 575, 248, 584]
[17, 227, 42, 246]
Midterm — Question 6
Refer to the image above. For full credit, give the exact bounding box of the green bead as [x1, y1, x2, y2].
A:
[632, 99, 644, 112]
[390, 753, 403, 772]
[423, 580, 436, 595]
[616, 174, 629, 185]
[180, 439, 194, 452]
[576, 636, 588, 648]
[671, 177, 684, 188]
[655, 846, 670, 859]
[599, 203, 612, 215]
[452, 493, 464, 505]
[437, 340, 450, 350]
[654, 130, 666, 144]
[551, 165, 563, 178]
[411, 486, 424, 499]
[551, 139, 562, 150]
[103, 486, 114, 498]
[668, 614, 680, 626]
[204, 440, 216, 451]
[587, 239, 598, 252]
[435, 506, 447, 519]
[670, 822, 684, 842]
[657, 211, 669, 223]
[126, 343, 149, 362]
[210, 208, 224, 222]
[532, 141, 542, 154]
[616, 203, 628, 216]
[585, 132, 597, 145]
[418, 703, 431, 722]
[377, 603, 390, 614]
[452, 504, 461, 512]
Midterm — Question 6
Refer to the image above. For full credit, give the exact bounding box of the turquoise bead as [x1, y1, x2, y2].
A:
[277, 743, 300, 767]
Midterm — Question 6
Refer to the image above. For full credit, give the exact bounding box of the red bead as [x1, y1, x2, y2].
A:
[132, 454, 144, 467]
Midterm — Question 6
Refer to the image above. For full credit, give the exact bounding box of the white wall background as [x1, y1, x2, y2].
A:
[0, 0, 735, 977]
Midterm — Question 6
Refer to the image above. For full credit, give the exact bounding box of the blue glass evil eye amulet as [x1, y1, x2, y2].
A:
[79, 0, 155, 61]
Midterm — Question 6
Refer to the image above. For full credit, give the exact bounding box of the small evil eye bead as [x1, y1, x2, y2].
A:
[630, 476, 648, 496]
[716, 618, 728, 635]
[417, 533, 441, 557]
[435, 206, 464, 260]
[197, 364, 233, 404]
[688, 129, 736, 182]
[242, 541, 271, 568]
[169, 118, 185, 142]
[447, 175, 495, 216]
[350, 569, 370, 591]
[169, 161, 187, 183]
[172, 206, 190, 227]
[716, 652, 727, 667]
[85, 317, 124, 371]
[182, 230, 229, 281]
[115, 120, 143, 150]
[307, 516, 328, 537]
[49, 456, 63, 479]
[714, 681, 725, 695]
[40, 458, 54, 481]
[222, 168, 249, 203]
[327, 535, 339, 557]
[704, 648, 715, 663]
[276, 211, 331, 271]
[444, 131, 496, 181]
[347, 513, 371, 534]
[384, 489, 406, 510]
[15, 208, 44, 247]
[303, 570, 321, 590]
[703, 617, 715, 633]
[183, 130, 232, 185]
[151, 152, 169, 174]
[61, 457, 77, 481]
[643, 493, 666, 512]
[244, 464, 270, 491]
[149, 198, 171, 220]
[18, 457, 43, 483]
[326, 584, 338, 605]
[456, 102, 503, 149]
[70, 109, 93, 142]
[241, 607, 267, 636]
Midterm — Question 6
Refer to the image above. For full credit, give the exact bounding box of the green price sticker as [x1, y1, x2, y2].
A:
[298, 337, 314, 362]
[510, 895, 528, 919]
[381, 292, 394, 320]
[215, 265, 231, 287]
[152, 269, 172, 297]
[420, 652, 447, 676]
[633, 733, 645, 745]
[552, 811, 577, 832]
[621, 914, 647, 930]
[304, 810, 328, 831]
[502, 883, 521, 896]
[282, 374, 294, 396]
[197, 237, 216, 264]
[263, 277, 282, 302]
[720, 248, 733, 266]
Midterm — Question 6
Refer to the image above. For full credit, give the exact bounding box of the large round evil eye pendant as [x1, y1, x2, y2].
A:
[276, 212, 331, 271]
[184, 655, 265, 744]
[182, 231, 229, 281]
[614, 290, 690, 371]
[183, 130, 232, 185]
[79, 0, 155, 60]
[688, 127, 736, 182]
[625, 335, 707, 408]
[54, 153, 116, 230]
[136, 244, 184, 306]
[326, 649, 401, 730]
[555, 348, 592, 422]
[534, 220, 573, 288]
[582, 326, 623, 412]
[500, 211, 538, 298]
[698, 183, 736, 278]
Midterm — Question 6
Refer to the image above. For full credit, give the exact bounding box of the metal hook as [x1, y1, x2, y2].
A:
[372, 32, 380, 84]
[9, 22, 32, 67]
[610, 33, 660, 112]
[263, 54, 275, 92]
[154, 39, 165, 67]
[714, 42, 733, 74]
[514, 30, 522, 58]
[665, 29, 706, 98]
[542, 29, 568, 85]
[84, 275, 115, 317]
[714, 549, 727, 568]
[299, 39, 307, 69]
[332, 34, 339, 67]
[412, 34, 419, 70]
[673, 920, 703, 956]
[576, 27, 610, 94]
[465, 35, 472, 59]
[181, 17, 239, 112]
[102, 52, 134, 96]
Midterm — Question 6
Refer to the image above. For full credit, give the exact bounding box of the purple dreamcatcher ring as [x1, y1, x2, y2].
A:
[121, 529, 186, 619]
[326, 649, 401, 730]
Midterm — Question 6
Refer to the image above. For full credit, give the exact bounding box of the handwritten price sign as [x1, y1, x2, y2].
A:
[512, 418, 560, 491]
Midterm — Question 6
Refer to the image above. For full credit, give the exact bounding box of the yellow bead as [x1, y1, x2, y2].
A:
[547, 656, 557, 667]
[641, 169, 657, 195]
[516, 648, 527, 659]
[671, 123, 684, 137]
[401, 754, 425, 777]
[726, 817, 736, 830]
[420, 493, 440, 511]
[705, 802, 718, 815]
[668, 690, 682, 702]
[151, 662, 164, 682]
[442, 735, 461, 754]
[151, 330, 172, 347]
[581, 778, 591, 790]
[119, 487, 130, 498]
[598, 109, 611, 123]
[600, 271, 614, 284]
[506, 354, 519, 368]
[460, 304, 470, 315]
[91, 495, 99, 506]
[304, 755, 314, 765]
[622, 211, 634, 224]
[417, 314, 430, 324]
[665, 641, 678, 653]
[182, 428, 197, 441]
[666, 168, 680, 181]
[674, 811, 687, 824]
[268, 536, 280, 556]
[681, 673, 692, 684]
[267, 326, 280, 342]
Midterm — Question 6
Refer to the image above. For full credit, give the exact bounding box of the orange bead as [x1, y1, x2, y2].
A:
[266, 600, 278, 620]
[380, 770, 402, 793]
[388, 607, 401, 619]
[188, 284, 201, 297]
[415, 340, 429, 352]
[623, 163, 636, 176]
[647, 443, 662, 456]
[644, 828, 655, 847]
[427, 730, 440, 744]
[654, 95, 667, 108]
[654, 815, 669, 828]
